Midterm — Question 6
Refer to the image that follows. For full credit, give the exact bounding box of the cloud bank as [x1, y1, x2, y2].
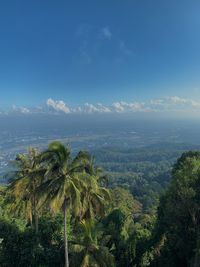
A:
[47, 98, 70, 113]
[3, 96, 200, 116]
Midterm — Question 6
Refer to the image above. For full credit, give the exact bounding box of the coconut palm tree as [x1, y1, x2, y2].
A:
[80, 174, 110, 220]
[71, 219, 115, 267]
[7, 147, 43, 233]
[37, 141, 89, 267]
[79, 155, 110, 220]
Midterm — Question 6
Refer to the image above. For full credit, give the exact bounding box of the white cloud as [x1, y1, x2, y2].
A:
[84, 103, 101, 113]
[5, 95, 200, 116]
[46, 98, 71, 114]
[75, 103, 111, 113]
[11, 105, 31, 114]
[119, 41, 133, 56]
[112, 102, 125, 112]
[20, 107, 30, 114]
[112, 96, 200, 113]
[149, 96, 200, 111]
[76, 25, 112, 64]
[167, 96, 187, 104]
[191, 101, 200, 108]
[95, 103, 111, 113]
[150, 99, 164, 105]
[101, 27, 112, 40]
[112, 101, 151, 113]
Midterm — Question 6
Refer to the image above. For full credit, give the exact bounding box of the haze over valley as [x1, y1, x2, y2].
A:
[1, 115, 200, 209]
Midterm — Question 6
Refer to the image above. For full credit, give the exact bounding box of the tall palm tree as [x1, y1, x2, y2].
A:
[71, 219, 115, 267]
[80, 174, 110, 220]
[79, 155, 110, 220]
[37, 141, 89, 267]
[7, 148, 43, 233]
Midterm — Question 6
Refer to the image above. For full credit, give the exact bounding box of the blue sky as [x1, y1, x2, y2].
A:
[0, 0, 200, 109]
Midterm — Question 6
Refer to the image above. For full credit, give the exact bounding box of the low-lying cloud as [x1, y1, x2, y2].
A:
[3, 96, 200, 116]
[47, 98, 71, 114]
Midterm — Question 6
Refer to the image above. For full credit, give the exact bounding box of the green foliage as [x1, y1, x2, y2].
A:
[109, 187, 142, 217]
[6, 148, 44, 232]
[152, 151, 200, 266]
[93, 145, 179, 209]
[3, 143, 200, 267]
[0, 216, 64, 267]
[1, 142, 113, 267]
[70, 219, 115, 267]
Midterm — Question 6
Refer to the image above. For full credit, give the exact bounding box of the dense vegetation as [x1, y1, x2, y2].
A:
[0, 142, 200, 266]
[93, 143, 200, 209]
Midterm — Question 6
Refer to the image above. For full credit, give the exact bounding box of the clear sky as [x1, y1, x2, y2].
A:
[0, 0, 200, 109]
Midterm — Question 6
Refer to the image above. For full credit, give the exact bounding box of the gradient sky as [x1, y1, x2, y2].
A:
[0, 0, 200, 107]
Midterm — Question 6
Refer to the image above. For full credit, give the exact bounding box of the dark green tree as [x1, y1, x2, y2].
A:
[6, 148, 44, 233]
[37, 141, 89, 267]
[152, 151, 200, 266]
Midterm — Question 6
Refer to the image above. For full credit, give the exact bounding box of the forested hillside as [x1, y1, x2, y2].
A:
[93, 143, 200, 209]
[0, 142, 200, 266]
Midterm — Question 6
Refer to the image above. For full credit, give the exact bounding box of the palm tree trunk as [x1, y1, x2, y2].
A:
[64, 198, 69, 267]
[33, 195, 39, 234]
[35, 210, 39, 234]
